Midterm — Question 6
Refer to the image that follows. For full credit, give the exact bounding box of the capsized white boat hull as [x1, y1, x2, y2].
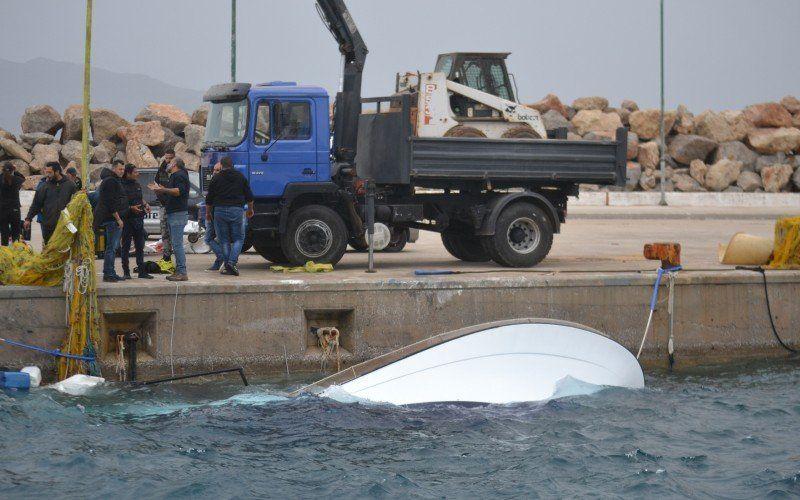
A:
[298, 319, 644, 405]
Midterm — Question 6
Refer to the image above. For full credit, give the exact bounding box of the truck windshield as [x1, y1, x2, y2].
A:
[204, 99, 248, 147]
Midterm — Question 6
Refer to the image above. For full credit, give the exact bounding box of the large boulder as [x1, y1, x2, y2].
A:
[713, 141, 758, 171]
[694, 111, 735, 143]
[625, 162, 642, 191]
[637, 141, 660, 169]
[32, 143, 60, 164]
[628, 109, 676, 140]
[673, 172, 704, 192]
[90, 108, 130, 142]
[92, 142, 113, 164]
[704, 159, 742, 191]
[755, 153, 788, 173]
[191, 104, 210, 126]
[529, 94, 568, 118]
[152, 126, 182, 158]
[747, 127, 800, 154]
[720, 110, 754, 141]
[572, 96, 608, 111]
[22, 175, 44, 191]
[0, 138, 33, 163]
[571, 110, 622, 136]
[667, 134, 717, 164]
[743, 102, 793, 128]
[760, 164, 793, 192]
[21, 105, 64, 135]
[126, 140, 158, 169]
[183, 124, 206, 155]
[135, 103, 190, 133]
[118, 121, 165, 147]
[61, 105, 84, 142]
[736, 170, 762, 192]
[89, 164, 112, 183]
[781, 95, 800, 115]
[60, 140, 93, 165]
[626, 132, 639, 161]
[20, 132, 55, 146]
[176, 151, 201, 171]
[639, 169, 657, 191]
[542, 109, 569, 132]
[674, 104, 694, 135]
[689, 159, 707, 185]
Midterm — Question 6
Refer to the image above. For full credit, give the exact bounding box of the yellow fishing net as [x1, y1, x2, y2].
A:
[767, 216, 800, 270]
[0, 192, 100, 380]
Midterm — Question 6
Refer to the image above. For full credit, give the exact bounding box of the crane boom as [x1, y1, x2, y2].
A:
[316, 0, 368, 163]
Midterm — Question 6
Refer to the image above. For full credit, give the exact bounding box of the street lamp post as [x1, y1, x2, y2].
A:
[231, 0, 237, 82]
[80, 0, 93, 189]
[658, 0, 667, 206]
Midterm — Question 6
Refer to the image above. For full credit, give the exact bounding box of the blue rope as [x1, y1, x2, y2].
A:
[0, 337, 96, 362]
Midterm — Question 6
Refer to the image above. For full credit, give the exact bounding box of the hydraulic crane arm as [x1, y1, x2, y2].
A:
[316, 0, 368, 163]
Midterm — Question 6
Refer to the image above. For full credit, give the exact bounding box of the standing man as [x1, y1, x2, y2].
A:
[203, 161, 225, 272]
[149, 157, 190, 282]
[155, 149, 175, 263]
[0, 162, 25, 245]
[24, 162, 78, 247]
[94, 160, 128, 282]
[205, 156, 254, 276]
[65, 166, 83, 191]
[120, 164, 154, 280]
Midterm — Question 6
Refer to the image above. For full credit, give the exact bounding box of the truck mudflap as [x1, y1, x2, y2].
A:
[476, 191, 561, 236]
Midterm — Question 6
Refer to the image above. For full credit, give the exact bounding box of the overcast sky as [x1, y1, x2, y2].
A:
[2, 0, 798, 111]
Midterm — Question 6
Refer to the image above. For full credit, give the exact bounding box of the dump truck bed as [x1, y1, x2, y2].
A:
[356, 95, 628, 189]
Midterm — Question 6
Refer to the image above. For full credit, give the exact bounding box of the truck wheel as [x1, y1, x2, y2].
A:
[349, 236, 369, 252]
[242, 232, 253, 253]
[281, 205, 348, 266]
[482, 203, 553, 267]
[253, 235, 288, 264]
[383, 228, 409, 253]
[441, 230, 491, 262]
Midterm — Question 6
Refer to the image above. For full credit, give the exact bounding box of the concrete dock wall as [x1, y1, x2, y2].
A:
[1, 270, 798, 381]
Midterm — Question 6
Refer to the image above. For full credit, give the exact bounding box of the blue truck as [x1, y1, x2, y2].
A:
[199, 0, 627, 268]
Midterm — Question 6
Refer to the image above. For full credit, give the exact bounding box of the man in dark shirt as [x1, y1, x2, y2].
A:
[155, 149, 175, 262]
[0, 162, 25, 245]
[24, 162, 78, 247]
[205, 156, 254, 276]
[65, 166, 83, 191]
[120, 164, 154, 280]
[94, 160, 127, 282]
[149, 157, 190, 281]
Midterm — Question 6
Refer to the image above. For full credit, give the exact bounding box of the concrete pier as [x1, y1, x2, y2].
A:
[1, 205, 798, 381]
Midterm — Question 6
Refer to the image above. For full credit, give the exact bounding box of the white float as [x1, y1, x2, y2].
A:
[298, 319, 644, 405]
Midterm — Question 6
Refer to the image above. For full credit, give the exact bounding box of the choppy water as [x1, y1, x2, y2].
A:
[2, 361, 800, 498]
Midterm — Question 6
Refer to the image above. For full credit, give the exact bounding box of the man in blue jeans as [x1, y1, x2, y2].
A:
[205, 156, 254, 276]
[202, 162, 225, 272]
[93, 160, 128, 282]
[149, 157, 190, 281]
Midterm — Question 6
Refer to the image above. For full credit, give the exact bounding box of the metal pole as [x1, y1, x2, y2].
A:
[658, 0, 667, 206]
[80, 0, 93, 189]
[231, 0, 237, 82]
[366, 182, 376, 273]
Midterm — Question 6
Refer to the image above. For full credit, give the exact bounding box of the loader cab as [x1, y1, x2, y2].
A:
[435, 52, 517, 118]
[200, 82, 331, 199]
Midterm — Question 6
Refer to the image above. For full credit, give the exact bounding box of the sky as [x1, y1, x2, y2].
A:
[2, 0, 799, 112]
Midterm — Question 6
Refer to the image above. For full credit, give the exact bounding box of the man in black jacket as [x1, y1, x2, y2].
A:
[205, 156, 254, 276]
[120, 164, 154, 280]
[24, 162, 78, 247]
[0, 162, 25, 245]
[94, 160, 128, 282]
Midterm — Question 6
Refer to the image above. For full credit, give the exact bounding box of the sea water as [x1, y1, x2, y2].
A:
[1, 360, 799, 498]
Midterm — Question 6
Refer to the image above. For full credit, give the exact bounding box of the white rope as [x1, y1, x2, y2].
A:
[169, 283, 179, 376]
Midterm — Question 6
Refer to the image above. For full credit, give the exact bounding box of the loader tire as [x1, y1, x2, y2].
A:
[444, 126, 487, 138]
[253, 235, 288, 264]
[441, 230, 491, 262]
[501, 125, 541, 139]
[281, 205, 348, 266]
[482, 202, 553, 268]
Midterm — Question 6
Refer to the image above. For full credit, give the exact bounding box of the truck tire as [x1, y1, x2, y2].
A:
[441, 230, 491, 262]
[242, 232, 253, 253]
[444, 126, 486, 138]
[384, 228, 409, 253]
[281, 205, 348, 266]
[482, 202, 553, 267]
[253, 235, 288, 264]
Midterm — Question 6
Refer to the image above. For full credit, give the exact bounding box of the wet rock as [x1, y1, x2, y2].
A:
[191, 104, 210, 126]
[21, 104, 64, 135]
[0, 138, 32, 164]
[572, 96, 608, 111]
[135, 103, 190, 133]
[529, 94, 568, 118]
[571, 110, 622, 136]
[744, 102, 793, 128]
[736, 170, 762, 192]
[689, 159, 707, 185]
[183, 124, 206, 155]
[20, 132, 55, 146]
[626, 162, 642, 191]
[673, 172, 705, 192]
[747, 127, 800, 154]
[667, 134, 717, 165]
[542, 109, 569, 131]
[637, 141, 660, 169]
[90, 108, 130, 143]
[60, 140, 93, 165]
[781, 95, 800, 115]
[704, 159, 742, 191]
[760, 164, 793, 192]
[713, 141, 758, 171]
[126, 140, 158, 169]
[628, 109, 676, 140]
[61, 105, 84, 142]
